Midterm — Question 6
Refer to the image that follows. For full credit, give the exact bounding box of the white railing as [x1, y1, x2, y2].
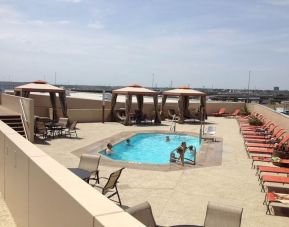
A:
[170, 114, 177, 132]
[19, 99, 29, 140]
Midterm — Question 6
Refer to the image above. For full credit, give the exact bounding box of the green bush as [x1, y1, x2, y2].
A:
[248, 118, 263, 126]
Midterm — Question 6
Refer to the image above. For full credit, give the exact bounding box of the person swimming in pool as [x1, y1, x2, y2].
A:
[105, 143, 114, 155]
[165, 136, 170, 142]
[176, 142, 187, 166]
[126, 139, 131, 145]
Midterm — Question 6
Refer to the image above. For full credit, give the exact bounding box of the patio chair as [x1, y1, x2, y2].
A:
[126, 201, 243, 227]
[204, 202, 243, 227]
[58, 117, 69, 128]
[211, 107, 226, 117]
[78, 154, 101, 185]
[94, 167, 125, 206]
[203, 125, 217, 142]
[126, 201, 157, 227]
[206, 125, 216, 135]
[35, 121, 48, 139]
[63, 120, 78, 138]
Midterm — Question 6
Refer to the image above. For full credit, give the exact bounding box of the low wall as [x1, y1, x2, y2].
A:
[20, 93, 245, 122]
[1, 94, 34, 142]
[0, 121, 144, 227]
[247, 103, 289, 132]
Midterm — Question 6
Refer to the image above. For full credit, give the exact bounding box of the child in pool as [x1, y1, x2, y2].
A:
[105, 143, 114, 155]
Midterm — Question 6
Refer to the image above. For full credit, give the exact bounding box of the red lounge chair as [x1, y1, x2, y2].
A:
[260, 175, 289, 192]
[240, 120, 271, 130]
[244, 129, 285, 143]
[245, 128, 285, 146]
[264, 192, 289, 215]
[224, 109, 240, 117]
[246, 134, 289, 155]
[251, 156, 289, 169]
[211, 108, 226, 117]
[257, 166, 289, 179]
[242, 124, 276, 136]
[246, 143, 275, 148]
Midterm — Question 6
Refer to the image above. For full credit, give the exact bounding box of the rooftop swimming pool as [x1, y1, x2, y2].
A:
[100, 133, 201, 164]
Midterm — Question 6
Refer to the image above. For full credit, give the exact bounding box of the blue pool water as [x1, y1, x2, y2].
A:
[100, 133, 201, 164]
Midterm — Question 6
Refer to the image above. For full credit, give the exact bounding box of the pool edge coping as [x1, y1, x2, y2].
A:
[72, 130, 223, 171]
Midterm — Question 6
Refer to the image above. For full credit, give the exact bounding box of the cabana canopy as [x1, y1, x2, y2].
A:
[162, 87, 206, 97]
[14, 80, 68, 120]
[111, 84, 161, 125]
[161, 86, 207, 124]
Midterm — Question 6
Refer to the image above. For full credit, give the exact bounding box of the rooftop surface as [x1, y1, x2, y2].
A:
[1, 117, 289, 226]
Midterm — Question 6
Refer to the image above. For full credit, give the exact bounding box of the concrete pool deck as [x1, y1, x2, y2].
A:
[1, 117, 289, 226]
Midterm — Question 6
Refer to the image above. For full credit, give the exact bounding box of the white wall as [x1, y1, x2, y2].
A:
[0, 121, 144, 227]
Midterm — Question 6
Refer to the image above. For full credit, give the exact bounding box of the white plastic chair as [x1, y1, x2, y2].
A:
[206, 125, 216, 135]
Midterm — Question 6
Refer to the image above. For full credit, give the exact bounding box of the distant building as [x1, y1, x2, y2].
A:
[273, 86, 279, 91]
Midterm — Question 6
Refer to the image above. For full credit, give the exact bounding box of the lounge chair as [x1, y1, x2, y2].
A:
[211, 107, 226, 117]
[78, 154, 100, 185]
[244, 128, 286, 143]
[251, 156, 289, 169]
[127, 201, 243, 227]
[260, 175, 289, 192]
[244, 129, 285, 147]
[256, 166, 289, 180]
[264, 192, 289, 215]
[94, 167, 125, 206]
[241, 123, 276, 135]
[224, 108, 240, 117]
[246, 134, 289, 155]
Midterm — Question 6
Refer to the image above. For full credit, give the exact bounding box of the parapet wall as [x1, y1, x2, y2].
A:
[1, 94, 34, 142]
[247, 103, 289, 132]
[0, 121, 144, 227]
[30, 93, 245, 122]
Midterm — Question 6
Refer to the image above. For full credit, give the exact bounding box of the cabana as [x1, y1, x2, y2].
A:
[110, 84, 161, 126]
[161, 87, 207, 124]
[14, 80, 68, 121]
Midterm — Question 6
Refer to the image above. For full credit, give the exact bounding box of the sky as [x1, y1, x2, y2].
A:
[0, 0, 289, 89]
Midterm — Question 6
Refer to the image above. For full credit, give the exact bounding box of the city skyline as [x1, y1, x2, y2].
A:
[1, 0, 289, 89]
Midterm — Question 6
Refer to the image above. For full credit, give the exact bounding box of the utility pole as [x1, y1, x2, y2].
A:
[247, 70, 251, 103]
[151, 73, 155, 88]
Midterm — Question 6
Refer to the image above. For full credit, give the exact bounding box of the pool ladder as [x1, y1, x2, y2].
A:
[170, 115, 177, 133]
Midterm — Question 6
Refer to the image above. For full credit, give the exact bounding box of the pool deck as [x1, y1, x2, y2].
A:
[1, 117, 289, 226]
